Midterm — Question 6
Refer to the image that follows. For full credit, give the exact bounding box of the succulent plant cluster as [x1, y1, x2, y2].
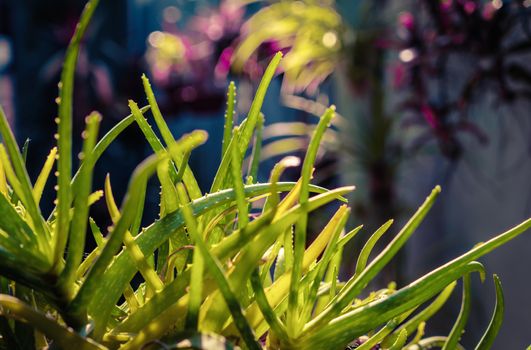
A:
[0, 1, 530, 349]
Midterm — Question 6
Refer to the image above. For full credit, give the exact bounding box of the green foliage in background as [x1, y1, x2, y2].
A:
[234, 0, 344, 94]
[0, 1, 530, 349]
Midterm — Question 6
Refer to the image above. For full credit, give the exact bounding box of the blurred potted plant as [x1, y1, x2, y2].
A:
[229, 0, 531, 280]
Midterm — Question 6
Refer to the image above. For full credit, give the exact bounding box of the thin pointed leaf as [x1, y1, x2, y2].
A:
[0, 145, 25, 204]
[104, 174, 121, 223]
[250, 269, 290, 343]
[129, 99, 202, 199]
[443, 274, 472, 350]
[89, 217, 104, 248]
[60, 112, 101, 288]
[186, 242, 204, 331]
[210, 53, 281, 194]
[21, 138, 30, 163]
[289, 106, 335, 334]
[0, 193, 39, 249]
[141, 74, 175, 148]
[237, 52, 282, 156]
[178, 184, 204, 331]
[0, 107, 50, 254]
[55, 0, 100, 266]
[354, 219, 393, 277]
[87, 190, 103, 206]
[230, 128, 248, 229]
[0, 151, 7, 196]
[32, 147, 57, 204]
[158, 161, 179, 215]
[222, 81, 236, 157]
[247, 113, 264, 181]
[475, 275, 504, 350]
[336, 224, 363, 249]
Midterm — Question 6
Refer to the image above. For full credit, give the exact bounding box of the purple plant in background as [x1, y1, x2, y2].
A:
[144, 1, 270, 114]
[395, 0, 531, 158]
[228, 0, 531, 159]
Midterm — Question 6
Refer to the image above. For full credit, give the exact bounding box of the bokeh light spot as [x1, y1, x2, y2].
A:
[322, 31, 338, 48]
[163, 6, 181, 24]
[148, 31, 164, 48]
[399, 48, 416, 63]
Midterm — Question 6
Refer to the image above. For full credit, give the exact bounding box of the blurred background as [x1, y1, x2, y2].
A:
[1, 0, 530, 348]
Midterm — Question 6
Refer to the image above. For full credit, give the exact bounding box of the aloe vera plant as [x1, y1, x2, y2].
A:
[0, 1, 530, 349]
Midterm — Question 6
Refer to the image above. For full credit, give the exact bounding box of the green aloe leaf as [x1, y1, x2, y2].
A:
[250, 269, 290, 344]
[237, 52, 282, 157]
[70, 106, 149, 192]
[60, 112, 102, 290]
[186, 238, 205, 331]
[32, 147, 57, 204]
[0, 294, 104, 350]
[141, 74, 175, 148]
[129, 99, 202, 200]
[230, 128, 249, 230]
[105, 174, 164, 295]
[336, 224, 363, 249]
[222, 81, 236, 158]
[302, 205, 350, 324]
[54, 0, 100, 267]
[247, 113, 264, 181]
[200, 187, 354, 333]
[475, 275, 504, 350]
[442, 274, 473, 350]
[288, 106, 335, 336]
[354, 219, 393, 277]
[210, 53, 281, 195]
[222, 188, 354, 337]
[0, 108, 50, 259]
[0, 151, 7, 196]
